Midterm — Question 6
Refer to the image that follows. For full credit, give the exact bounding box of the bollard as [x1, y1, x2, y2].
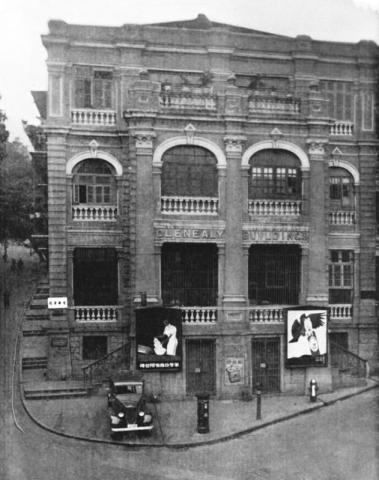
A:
[196, 394, 210, 433]
[309, 378, 318, 402]
[255, 382, 262, 420]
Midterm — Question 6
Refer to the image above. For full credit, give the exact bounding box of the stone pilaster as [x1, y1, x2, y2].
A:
[222, 135, 247, 310]
[306, 139, 329, 305]
[133, 131, 157, 303]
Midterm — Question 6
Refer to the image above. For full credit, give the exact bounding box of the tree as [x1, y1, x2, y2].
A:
[0, 110, 9, 163]
[0, 138, 34, 245]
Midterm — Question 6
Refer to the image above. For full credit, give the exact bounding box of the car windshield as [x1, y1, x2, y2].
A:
[114, 384, 142, 395]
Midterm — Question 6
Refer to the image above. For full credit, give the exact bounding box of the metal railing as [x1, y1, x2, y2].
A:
[330, 341, 369, 379]
[82, 344, 130, 387]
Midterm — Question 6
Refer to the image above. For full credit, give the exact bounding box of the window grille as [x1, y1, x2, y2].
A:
[73, 248, 118, 305]
[248, 150, 301, 199]
[329, 250, 354, 303]
[161, 243, 218, 306]
[248, 245, 300, 305]
[162, 146, 218, 196]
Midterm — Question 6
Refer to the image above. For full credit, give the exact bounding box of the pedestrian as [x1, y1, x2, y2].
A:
[3, 289, 10, 309]
[17, 258, 24, 274]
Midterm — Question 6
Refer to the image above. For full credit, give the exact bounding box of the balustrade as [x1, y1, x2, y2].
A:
[248, 95, 300, 114]
[248, 200, 301, 216]
[71, 109, 117, 125]
[181, 307, 217, 323]
[329, 210, 356, 225]
[159, 93, 217, 111]
[248, 306, 286, 322]
[75, 306, 119, 322]
[161, 196, 218, 215]
[330, 304, 353, 320]
[330, 122, 354, 136]
[72, 205, 117, 221]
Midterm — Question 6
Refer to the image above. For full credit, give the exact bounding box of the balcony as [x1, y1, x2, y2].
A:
[159, 92, 217, 111]
[181, 307, 218, 324]
[329, 210, 356, 225]
[330, 121, 354, 136]
[330, 304, 353, 320]
[74, 306, 119, 322]
[248, 306, 287, 323]
[71, 109, 117, 126]
[248, 94, 300, 115]
[161, 196, 218, 215]
[248, 200, 301, 216]
[72, 205, 118, 221]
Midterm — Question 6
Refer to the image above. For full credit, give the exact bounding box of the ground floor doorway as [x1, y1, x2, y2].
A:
[251, 337, 281, 393]
[186, 339, 216, 395]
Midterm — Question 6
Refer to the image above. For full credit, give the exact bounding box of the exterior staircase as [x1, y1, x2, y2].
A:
[82, 343, 130, 388]
[21, 279, 87, 399]
[330, 341, 369, 389]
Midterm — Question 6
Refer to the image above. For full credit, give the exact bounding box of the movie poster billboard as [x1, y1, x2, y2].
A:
[286, 306, 328, 368]
[136, 306, 182, 371]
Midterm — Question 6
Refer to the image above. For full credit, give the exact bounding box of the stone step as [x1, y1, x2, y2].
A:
[30, 302, 48, 310]
[23, 330, 47, 337]
[22, 357, 48, 369]
[25, 312, 49, 321]
[24, 390, 87, 400]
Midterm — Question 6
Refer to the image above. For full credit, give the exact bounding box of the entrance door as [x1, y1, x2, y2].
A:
[252, 338, 280, 393]
[186, 340, 216, 395]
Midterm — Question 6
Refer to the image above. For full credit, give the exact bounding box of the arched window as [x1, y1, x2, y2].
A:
[161, 146, 218, 197]
[248, 150, 301, 199]
[329, 167, 354, 209]
[72, 159, 116, 204]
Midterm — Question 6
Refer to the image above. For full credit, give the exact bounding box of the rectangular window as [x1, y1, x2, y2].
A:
[74, 67, 113, 109]
[250, 167, 300, 198]
[329, 250, 354, 304]
[82, 336, 107, 360]
[320, 81, 354, 121]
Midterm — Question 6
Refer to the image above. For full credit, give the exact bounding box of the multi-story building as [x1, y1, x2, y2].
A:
[41, 14, 378, 397]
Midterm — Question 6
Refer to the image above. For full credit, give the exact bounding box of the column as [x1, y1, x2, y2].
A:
[222, 135, 247, 314]
[306, 140, 329, 305]
[133, 131, 159, 304]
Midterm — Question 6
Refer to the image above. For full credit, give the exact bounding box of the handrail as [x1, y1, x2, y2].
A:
[82, 343, 129, 386]
[330, 340, 369, 378]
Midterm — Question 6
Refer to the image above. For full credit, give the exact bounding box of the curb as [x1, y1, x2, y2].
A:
[19, 381, 378, 450]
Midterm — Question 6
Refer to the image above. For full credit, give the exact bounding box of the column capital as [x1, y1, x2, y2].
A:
[132, 131, 156, 150]
[223, 135, 247, 155]
[306, 138, 328, 156]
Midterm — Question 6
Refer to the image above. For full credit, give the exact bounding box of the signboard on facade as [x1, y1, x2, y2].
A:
[224, 357, 245, 385]
[136, 306, 182, 371]
[155, 226, 225, 242]
[285, 306, 329, 368]
[243, 228, 309, 244]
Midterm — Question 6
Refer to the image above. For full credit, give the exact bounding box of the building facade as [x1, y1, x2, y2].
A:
[41, 15, 378, 397]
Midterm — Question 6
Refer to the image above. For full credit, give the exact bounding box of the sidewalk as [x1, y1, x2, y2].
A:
[22, 379, 378, 448]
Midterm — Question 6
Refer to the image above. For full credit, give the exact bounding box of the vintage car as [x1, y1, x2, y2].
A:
[107, 376, 153, 439]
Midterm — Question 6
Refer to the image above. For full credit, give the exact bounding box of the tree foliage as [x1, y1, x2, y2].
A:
[0, 139, 34, 242]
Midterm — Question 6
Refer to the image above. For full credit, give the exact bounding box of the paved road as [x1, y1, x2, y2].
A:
[1, 254, 378, 480]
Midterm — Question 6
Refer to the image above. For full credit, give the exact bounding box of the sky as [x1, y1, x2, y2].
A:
[0, 0, 378, 148]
